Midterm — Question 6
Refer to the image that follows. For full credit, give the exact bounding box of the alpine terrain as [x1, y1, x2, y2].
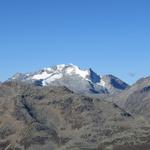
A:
[0, 64, 150, 150]
[10, 64, 129, 94]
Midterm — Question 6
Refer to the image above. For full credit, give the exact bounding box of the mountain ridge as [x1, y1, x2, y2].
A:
[9, 64, 129, 94]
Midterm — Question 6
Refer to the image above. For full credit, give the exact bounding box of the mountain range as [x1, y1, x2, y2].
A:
[10, 64, 129, 94]
[0, 64, 150, 150]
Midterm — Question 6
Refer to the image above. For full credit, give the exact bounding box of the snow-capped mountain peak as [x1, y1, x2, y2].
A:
[32, 64, 90, 81]
[10, 64, 129, 94]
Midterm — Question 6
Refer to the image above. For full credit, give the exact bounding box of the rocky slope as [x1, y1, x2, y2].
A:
[0, 81, 150, 150]
[108, 76, 150, 120]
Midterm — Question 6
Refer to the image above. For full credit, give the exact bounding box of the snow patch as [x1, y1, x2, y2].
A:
[42, 73, 63, 85]
[65, 65, 89, 79]
[44, 67, 53, 72]
[56, 64, 66, 71]
[32, 71, 51, 80]
[98, 79, 106, 87]
[46, 73, 63, 82]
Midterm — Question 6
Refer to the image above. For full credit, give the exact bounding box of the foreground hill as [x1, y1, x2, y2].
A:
[0, 82, 150, 150]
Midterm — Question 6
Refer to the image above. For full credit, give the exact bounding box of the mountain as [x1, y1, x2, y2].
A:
[1, 81, 150, 150]
[108, 76, 150, 119]
[1, 65, 150, 149]
[10, 64, 129, 94]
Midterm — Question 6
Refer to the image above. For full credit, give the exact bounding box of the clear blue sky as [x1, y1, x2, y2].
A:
[0, 0, 150, 84]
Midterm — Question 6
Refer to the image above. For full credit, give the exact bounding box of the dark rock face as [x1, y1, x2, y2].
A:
[89, 68, 101, 83]
[0, 81, 150, 150]
[101, 75, 129, 94]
